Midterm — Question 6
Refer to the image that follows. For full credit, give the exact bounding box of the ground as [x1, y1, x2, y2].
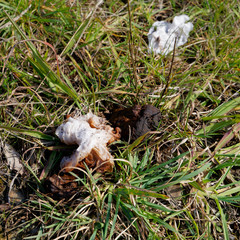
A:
[0, 0, 240, 239]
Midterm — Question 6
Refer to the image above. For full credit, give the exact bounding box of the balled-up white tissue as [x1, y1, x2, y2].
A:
[148, 15, 193, 55]
[55, 113, 120, 172]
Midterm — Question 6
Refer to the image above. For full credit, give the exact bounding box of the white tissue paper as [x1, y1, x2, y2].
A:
[148, 14, 193, 55]
[55, 113, 120, 173]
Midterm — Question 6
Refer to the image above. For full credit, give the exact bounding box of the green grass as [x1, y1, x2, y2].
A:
[1, 0, 240, 239]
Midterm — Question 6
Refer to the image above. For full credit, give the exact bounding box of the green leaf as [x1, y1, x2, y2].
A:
[136, 148, 153, 172]
[39, 152, 60, 180]
[0, 125, 56, 141]
[60, 17, 92, 56]
[144, 211, 179, 234]
[196, 120, 234, 137]
[215, 198, 230, 240]
[109, 194, 121, 239]
[122, 132, 149, 157]
[215, 122, 240, 152]
[4, 11, 82, 108]
[217, 143, 240, 155]
[153, 162, 212, 191]
[138, 199, 176, 213]
[189, 181, 206, 192]
[218, 186, 240, 197]
[217, 196, 240, 203]
[115, 185, 169, 200]
[208, 96, 240, 117]
[103, 188, 113, 240]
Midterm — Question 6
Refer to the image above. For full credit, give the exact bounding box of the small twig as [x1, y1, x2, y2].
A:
[127, 0, 138, 92]
[158, 36, 177, 103]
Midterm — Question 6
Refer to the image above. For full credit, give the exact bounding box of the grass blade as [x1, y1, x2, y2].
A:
[4, 11, 82, 107]
[103, 188, 113, 240]
[208, 96, 240, 117]
[109, 194, 121, 239]
[115, 185, 169, 199]
[215, 198, 230, 240]
[215, 122, 240, 152]
[0, 125, 56, 141]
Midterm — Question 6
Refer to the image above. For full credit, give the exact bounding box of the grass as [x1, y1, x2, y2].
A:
[0, 0, 240, 239]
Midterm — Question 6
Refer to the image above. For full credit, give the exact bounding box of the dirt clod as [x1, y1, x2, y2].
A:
[108, 104, 161, 141]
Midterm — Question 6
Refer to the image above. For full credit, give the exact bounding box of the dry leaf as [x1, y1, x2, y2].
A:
[2, 143, 24, 175]
[8, 187, 25, 204]
[46, 173, 78, 198]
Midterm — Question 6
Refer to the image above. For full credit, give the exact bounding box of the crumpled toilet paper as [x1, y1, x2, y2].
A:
[55, 113, 120, 173]
[148, 15, 193, 55]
